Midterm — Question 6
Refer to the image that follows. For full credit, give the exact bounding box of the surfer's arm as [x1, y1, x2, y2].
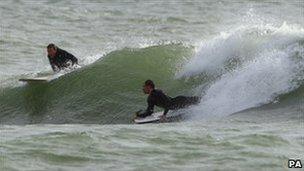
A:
[68, 53, 78, 65]
[135, 97, 154, 117]
[144, 96, 155, 115]
[146, 101, 154, 115]
[63, 50, 78, 65]
[48, 56, 57, 71]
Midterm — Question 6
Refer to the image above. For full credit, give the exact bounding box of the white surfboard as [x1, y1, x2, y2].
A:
[19, 65, 81, 83]
[133, 111, 184, 124]
[19, 75, 54, 83]
[134, 112, 163, 124]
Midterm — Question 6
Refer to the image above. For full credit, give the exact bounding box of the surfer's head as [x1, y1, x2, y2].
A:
[143, 79, 155, 94]
[47, 43, 57, 58]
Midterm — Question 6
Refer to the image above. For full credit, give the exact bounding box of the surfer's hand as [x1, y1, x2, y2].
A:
[135, 110, 146, 118]
[135, 110, 143, 116]
[159, 115, 167, 122]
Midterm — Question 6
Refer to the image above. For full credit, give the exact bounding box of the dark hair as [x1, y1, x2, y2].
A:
[47, 43, 57, 50]
[144, 80, 155, 89]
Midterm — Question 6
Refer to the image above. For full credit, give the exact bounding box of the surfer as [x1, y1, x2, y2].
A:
[136, 80, 200, 121]
[47, 43, 78, 72]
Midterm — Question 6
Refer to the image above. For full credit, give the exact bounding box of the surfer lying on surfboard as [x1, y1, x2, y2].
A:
[47, 43, 78, 72]
[136, 80, 200, 121]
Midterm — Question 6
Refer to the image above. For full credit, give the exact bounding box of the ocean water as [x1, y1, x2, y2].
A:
[0, 0, 304, 170]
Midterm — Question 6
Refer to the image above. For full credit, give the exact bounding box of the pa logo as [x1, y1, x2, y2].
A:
[288, 159, 302, 168]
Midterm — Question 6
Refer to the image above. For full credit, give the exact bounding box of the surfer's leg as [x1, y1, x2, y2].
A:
[186, 96, 201, 105]
[170, 96, 200, 109]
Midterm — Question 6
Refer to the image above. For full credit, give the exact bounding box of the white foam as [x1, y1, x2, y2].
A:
[182, 23, 304, 117]
[178, 23, 304, 78]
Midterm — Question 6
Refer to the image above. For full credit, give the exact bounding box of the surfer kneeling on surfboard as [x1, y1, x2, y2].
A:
[47, 43, 78, 72]
[136, 80, 200, 121]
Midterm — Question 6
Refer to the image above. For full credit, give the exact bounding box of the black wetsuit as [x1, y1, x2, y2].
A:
[137, 89, 200, 118]
[48, 48, 78, 71]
